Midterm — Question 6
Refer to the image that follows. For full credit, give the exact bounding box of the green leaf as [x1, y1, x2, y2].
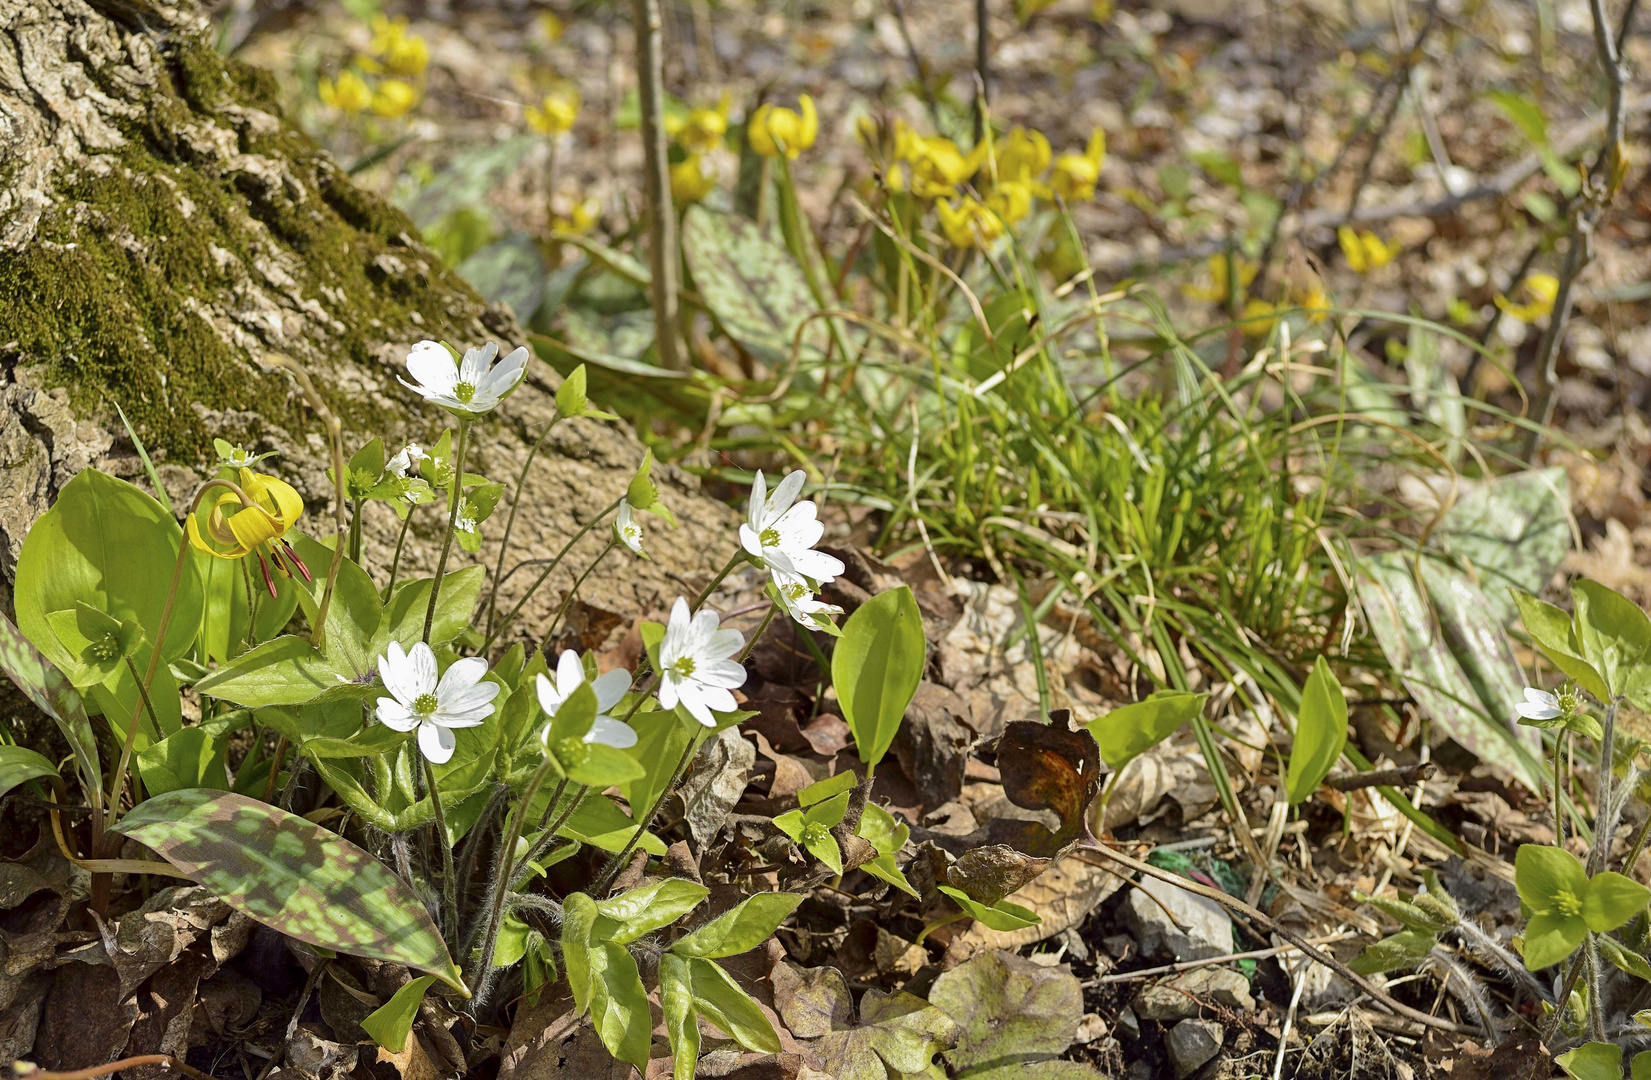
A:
[382, 567, 486, 650]
[360, 975, 434, 1052]
[566, 744, 646, 788]
[112, 789, 464, 993]
[1517, 844, 1589, 910]
[680, 206, 827, 369]
[1512, 591, 1608, 701]
[690, 956, 782, 1053]
[1598, 934, 1651, 983]
[798, 770, 857, 807]
[1635, 1050, 1651, 1080]
[938, 886, 1041, 932]
[195, 635, 368, 707]
[833, 585, 925, 769]
[1583, 871, 1651, 933]
[0, 613, 101, 801]
[1524, 909, 1586, 971]
[1286, 656, 1347, 803]
[598, 878, 710, 945]
[0, 745, 60, 800]
[544, 681, 598, 747]
[928, 951, 1084, 1074]
[136, 727, 229, 796]
[587, 940, 653, 1071]
[624, 451, 676, 526]
[1086, 690, 1208, 771]
[1574, 579, 1651, 709]
[14, 469, 202, 678]
[660, 953, 700, 1080]
[555, 793, 668, 855]
[1347, 929, 1437, 975]
[673, 894, 803, 959]
[855, 803, 917, 897]
[562, 892, 601, 1011]
[1557, 1042, 1622, 1080]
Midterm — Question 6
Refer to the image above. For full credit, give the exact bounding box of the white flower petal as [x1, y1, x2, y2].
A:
[432, 707, 492, 729]
[704, 627, 745, 659]
[698, 658, 749, 689]
[436, 655, 490, 697]
[788, 548, 845, 584]
[768, 470, 807, 522]
[591, 669, 633, 713]
[406, 342, 458, 394]
[1517, 703, 1563, 720]
[442, 682, 501, 713]
[556, 650, 585, 695]
[585, 716, 638, 748]
[376, 699, 419, 731]
[418, 722, 457, 764]
[406, 642, 440, 697]
[677, 687, 717, 726]
[658, 677, 681, 712]
[739, 524, 765, 559]
[747, 471, 769, 531]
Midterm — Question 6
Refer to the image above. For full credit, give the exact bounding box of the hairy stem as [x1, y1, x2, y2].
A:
[592, 732, 701, 894]
[485, 496, 623, 652]
[423, 756, 457, 941]
[542, 540, 617, 651]
[692, 548, 750, 613]
[423, 418, 470, 644]
[484, 415, 563, 640]
[384, 507, 414, 600]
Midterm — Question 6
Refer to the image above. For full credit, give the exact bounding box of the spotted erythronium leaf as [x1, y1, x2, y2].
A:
[111, 789, 465, 993]
[987, 711, 1102, 858]
[1516, 844, 1651, 970]
[0, 613, 101, 805]
[0, 745, 61, 801]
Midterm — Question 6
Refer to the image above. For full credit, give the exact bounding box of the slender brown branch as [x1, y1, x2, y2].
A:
[1326, 763, 1436, 791]
[14, 1056, 218, 1080]
[634, 0, 685, 371]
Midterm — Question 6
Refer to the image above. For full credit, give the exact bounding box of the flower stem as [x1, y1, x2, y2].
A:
[262, 735, 288, 804]
[1553, 730, 1567, 851]
[592, 730, 701, 894]
[348, 497, 363, 564]
[512, 784, 588, 892]
[423, 418, 471, 645]
[470, 758, 555, 986]
[384, 508, 414, 601]
[483, 415, 562, 641]
[541, 540, 617, 652]
[1585, 932, 1606, 1042]
[1588, 698, 1620, 875]
[691, 549, 750, 614]
[737, 602, 779, 663]
[423, 756, 458, 939]
[484, 496, 622, 652]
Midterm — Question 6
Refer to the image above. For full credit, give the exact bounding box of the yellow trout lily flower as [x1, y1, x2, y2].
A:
[187, 469, 310, 595]
[1182, 253, 1257, 303]
[319, 70, 372, 113]
[1049, 128, 1106, 202]
[993, 126, 1051, 184]
[369, 15, 429, 79]
[901, 132, 985, 198]
[986, 180, 1034, 225]
[1495, 272, 1560, 322]
[1337, 226, 1397, 273]
[667, 93, 732, 153]
[748, 95, 818, 158]
[527, 87, 580, 135]
[370, 79, 419, 119]
[670, 154, 717, 203]
[937, 197, 1005, 249]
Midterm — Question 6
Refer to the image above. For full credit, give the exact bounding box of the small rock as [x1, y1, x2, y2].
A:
[1120, 874, 1233, 960]
[1074, 1013, 1108, 1044]
[1126, 1061, 1154, 1080]
[1102, 933, 1135, 959]
[1133, 967, 1254, 1021]
[1114, 1005, 1141, 1041]
[1166, 1018, 1225, 1078]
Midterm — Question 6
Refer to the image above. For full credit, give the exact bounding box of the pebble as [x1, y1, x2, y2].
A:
[1166, 1018, 1225, 1078]
[1114, 1005, 1141, 1041]
[1120, 874, 1234, 960]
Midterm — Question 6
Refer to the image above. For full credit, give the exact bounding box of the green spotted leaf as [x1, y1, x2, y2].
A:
[0, 612, 101, 804]
[0, 745, 60, 800]
[112, 789, 464, 993]
[681, 206, 827, 368]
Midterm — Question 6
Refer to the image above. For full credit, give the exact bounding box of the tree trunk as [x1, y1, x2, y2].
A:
[0, 0, 733, 633]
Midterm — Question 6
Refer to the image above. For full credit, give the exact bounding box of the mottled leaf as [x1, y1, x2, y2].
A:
[681, 206, 827, 368]
[0, 744, 60, 800]
[0, 612, 101, 802]
[112, 789, 464, 992]
[928, 951, 1083, 1074]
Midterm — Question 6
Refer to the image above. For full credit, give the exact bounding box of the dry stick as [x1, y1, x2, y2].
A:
[1085, 843, 1469, 1034]
[635, 0, 685, 372]
[1325, 763, 1436, 791]
[1085, 934, 1354, 985]
[1344, 0, 1441, 222]
[14, 1057, 219, 1080]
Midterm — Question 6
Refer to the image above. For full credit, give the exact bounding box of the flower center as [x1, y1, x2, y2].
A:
[801, 821, 830, 847]
[669, 656, 697, 679]
[553, 736, 589, 768]
[88, 634, 121, 662]
[1554, 889, 1583, 917]
[759, 526, 781, 547]
[454, 381, 477, 403]
[783, 582, 807, 601]
[412, 692, 440, 716]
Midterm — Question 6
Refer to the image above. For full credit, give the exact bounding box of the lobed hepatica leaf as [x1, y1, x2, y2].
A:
[112, 789, 464, 994]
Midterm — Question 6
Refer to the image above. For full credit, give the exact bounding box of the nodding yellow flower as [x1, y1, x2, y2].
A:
[937, 197, 1005, 250]
[900, 132, 984, 199]
[670, 154, 717, 203]
[552, 195, 601, 235]
[319, 70, 372, 113]
[1182, 253, 1258, 302]
[526, 87, 580, 135]
[1049, 128, 1106, 202]
[985, 180, 1034, 225]
[1298, 284, 1331, 323]
[1337, 226, 1397, 273]
[667, 93, 732, 153]
[1495, 272, 1560, 322]
[187, 469, 310, 596]
[370, 79, 419, 119]
[1239, 298, 1280, 338]
[992, 126, 1051, 184]
[368, 15, 429, 79]
[748, 95, 818, 158]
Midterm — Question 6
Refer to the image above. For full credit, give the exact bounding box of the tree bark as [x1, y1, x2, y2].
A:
[0, 0, 732, 630]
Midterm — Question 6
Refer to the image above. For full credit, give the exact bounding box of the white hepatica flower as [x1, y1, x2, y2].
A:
[536, 649, 637, 748]
[614, 500, 646, 556]
[1517, 687, 1563, 721]
[386, 443, 427, 478]
[375, 641, 499, 764]
[658, 597, 747, 726]
[738, 469, 846, 584]
[772, 569, 844, 630]
[400, 339, 529, 416]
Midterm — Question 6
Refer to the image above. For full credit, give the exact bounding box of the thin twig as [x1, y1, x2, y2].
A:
[635, 0, 685, 371]
[1326, 764, 1436, 791]
[15, 1057, 218, 1080]
[1084, 933, 1355, 985]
